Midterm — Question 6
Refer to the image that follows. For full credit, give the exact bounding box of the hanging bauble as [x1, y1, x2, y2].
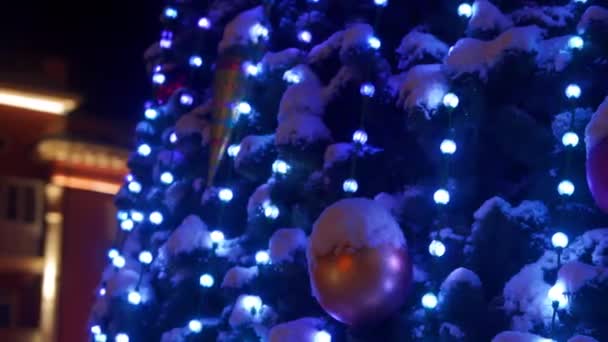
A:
[307, 198, 413, 326]
[586, 100, 608, 213]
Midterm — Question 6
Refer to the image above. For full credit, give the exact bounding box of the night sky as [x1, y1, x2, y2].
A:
[1, 1, 163, 121]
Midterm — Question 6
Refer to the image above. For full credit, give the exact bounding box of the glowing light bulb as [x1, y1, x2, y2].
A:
[99, 287, 106, 296]
[244, 62, 262, 77]
[107, 248, 119, 260]
[298, 30, 312, 43]
[91, 325, 102, 335]
[264, 203, 280, 219]
[314, 330, 332, 342]
[434, 189, 450, 205]
[568, 36, 584, 50]
[160, 172, 174, 184]
[352, 130, 368, 144]
[95, 334, 108, 342]
[421, 293, 438, 309]
[189, 56, 203, 68]
[368, 36, 381, 50]
[115, 333, 129, 342]
[210, 230, 225, 243]
[170, 132, 178, 143]
[227, 144, 241, 158]
[255, 250, 270, 264]
[112, 255, 126, 269]
[188, 319, 203, 333]
[127, 291, 142, 305]
[440, 139, 457, 154]
[149, 211, 164, 225]
[548, 282, 568, 308]
[565, 84, 581, 99]
[234, 101, 252, 115]
[131, 211, 144, 222]
[180, 94, 194, 106]
[241, 295, 263, 312]
[249, 23, 269, 43]
[200, 273, 215, 287]
[272, 160, 290, 174]
[343, 179, 359, 193]
[120, 219, 134, 231]
[152, 73, 166, 85]
[145, 108, 158, 120]
[117, 210, 128, 221]
[139, 251, 153, 264]
[557, 180, 575, 196]
[443, 92, 459, 108]
[429, 240, 446, 257]
[218, 188, 234, 202]
[137, 144, 152, 157]
[562, 132, 579, 147]
[374, 0, 388, 7]
[360, 83, 375, 97]
[164, 7, 178, 19]
[198, 17, 211, 29]
[283, 69, 302, 84]
[551, 232, 569, 248]
[128, 181, 142, 194]
[458, 3, 473, 18]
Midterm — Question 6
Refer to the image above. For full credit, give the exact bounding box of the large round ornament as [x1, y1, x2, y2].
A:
[307, 198, 413, 326]
[586, 103, 608, 213]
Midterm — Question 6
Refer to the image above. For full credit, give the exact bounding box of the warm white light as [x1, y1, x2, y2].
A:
[139, 251, 153, 264]
[368, 36, 381, 49]
[458, 3, 473, 18]
[149, 211, 164, 225]
[210, 230, 225, 243]
[218, 188, 234, 202]
[434, 189, 450, 205]
[272, 160, 291, 174]
[551, 232, 569, 249]
[115, 333, 129, 342]
[353, 130, 368, 144]
[429, 240, 446, 257]
[557, 180, 575, 196]
[565, 84, 581, 99]
[314, 330, 332, 342]
[160, 171, 174, 184]
[255, 250, 270, 264]
[200, 273, 215, 288]
[561, 132, 579, 147]
[189, 319, 203, 333]
[128, 291, 142, 305]
[343, 179, 359, 193]
[422, 293, 438, 309]
[548, 282, 568, 308]
[0, 88, 78, 115]
[568, 36, 584, 50]
[440, 139, 457, 154]
[227, 144, 241, 158]
[241, 295, 263, 312]
[120, 219, 134, 231]
[443, 92, 459, 108]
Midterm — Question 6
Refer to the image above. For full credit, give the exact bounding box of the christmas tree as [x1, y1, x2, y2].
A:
[90, 1, 608, 341]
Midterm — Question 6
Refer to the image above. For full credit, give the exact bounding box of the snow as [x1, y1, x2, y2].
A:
[567, 336, 599, 342]
[215, 237, 245, 261]
[492, 331, 553, 342]
[268, 318, 325, 342]
[275, 114, 331, 146]
[552, 109, 593, 143]
[235, 135, 274, 169]
[578, 6, 608, 33]
[218, 6, 265, 53]
[396, 30, 448, 71]
[435, 227, 466, 242]
[323, 66, 359, 103]
[374, 192, 401, 215]
[440, 268, 482, 293]
[307, 198, 406, 270]
[586, 97, 608, 153]
[160, 328, 186, 342]
[161, 215, 212, 257]
[175, 102, 212, 144]
[440, 323, 465, 339]
[445, 26, 546, 80]
[164, 181, 189, 213]
[511, 5, 574, 29]
[473, 197, 549, 227]
[468, 0, 512, 34]
[247, 183, 272, 216]
[557, 261, 607, 293]
[323, 143, 354, 169]
[536, 36, 572, 72]
[392, 64, 448, 118]
[308, 30, 343, 63]
[222, 266, 259, 288]
[277, 65, 325, 122]
[307, 23, 376, 63]
[261, 48, 305, 71]
[269, 228, 307, 263]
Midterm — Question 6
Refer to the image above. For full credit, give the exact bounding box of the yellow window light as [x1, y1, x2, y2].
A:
[0, 87, 79, 115]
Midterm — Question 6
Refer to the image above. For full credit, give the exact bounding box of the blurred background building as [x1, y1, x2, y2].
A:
[0, 56, 132, 342]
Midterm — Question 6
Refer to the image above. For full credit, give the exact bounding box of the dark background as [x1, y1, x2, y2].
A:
[0, 1, 162, 121]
